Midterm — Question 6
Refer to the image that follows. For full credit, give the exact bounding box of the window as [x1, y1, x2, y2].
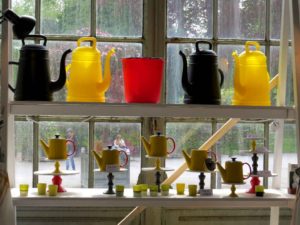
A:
[11, 0, 296, 190]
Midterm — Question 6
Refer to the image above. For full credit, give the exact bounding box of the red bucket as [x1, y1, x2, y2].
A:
[122, 58, 164, 103]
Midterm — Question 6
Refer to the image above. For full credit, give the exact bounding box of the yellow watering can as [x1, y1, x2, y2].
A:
[182, 149, 216, 171]
[141, 132, 176, 157]
[66, 37, 115, 102]
[92, 146, 128, 171]
[40, 134, 75, 160]
[232, 41, 271, 106]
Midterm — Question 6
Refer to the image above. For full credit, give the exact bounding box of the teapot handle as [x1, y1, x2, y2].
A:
[22, 34, 47, 46]
[218, 69, 224, 87]
[196, 40, 212, 52]
[208, 151, 217, 162]
[166, 137, 176, 154]
[242, 162, 252, 180]
[245, 41, 260, 53]
[119, 150, 129, 167]
[77, 37, 96, 49]
[66, 139, 76, 157]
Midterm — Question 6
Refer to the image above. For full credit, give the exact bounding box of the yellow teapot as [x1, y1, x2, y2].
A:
[40, 134, 75, 160]
[232, 41, 270, 106]
[66, 37, 115, 102]
[182, 149, 216, 171]
[216, 158, 251, 184]
[141, 132, 175, 157]
[92, 146, 128, 171]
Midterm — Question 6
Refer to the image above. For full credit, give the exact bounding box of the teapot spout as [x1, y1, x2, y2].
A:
[97, 48, 115, 93]
[216, 162, 227, 183]
[141, 136, 151, 155]
[179, 51, 193, 96]
[40, 139, 50, 158]
[50, 49, 72, 93]
[182, 150, 191, 169]
[92, 150, 103, 170]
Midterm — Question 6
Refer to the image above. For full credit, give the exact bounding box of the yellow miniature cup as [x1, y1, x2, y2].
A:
[37, 183, 47, 195]
[188, 184, 197, 196]
[19, 184, 29, 197]
[176, 183, 185, 195]
[48, 184, 58, 196]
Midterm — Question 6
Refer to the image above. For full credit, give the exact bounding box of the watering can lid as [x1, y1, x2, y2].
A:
[236, 50, 266, 65]
[72, 45, 101, 61]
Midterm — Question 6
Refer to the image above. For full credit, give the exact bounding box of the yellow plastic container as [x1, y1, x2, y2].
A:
[66, 37, 115, 102]
[232, 41, 271, 106]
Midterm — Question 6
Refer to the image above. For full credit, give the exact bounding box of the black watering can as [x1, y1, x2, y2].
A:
[9, 34, 72, 101]
[179, 41, 224, 104]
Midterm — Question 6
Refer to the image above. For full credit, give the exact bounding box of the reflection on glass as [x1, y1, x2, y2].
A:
[15, 121, 33, 186]
[39, 121, 89, 188]
[41, 0, 91, 35]
[93, 122, 141, 188]
[218, 0, 266, 39]
[96, 0, 143, 37]
[167, 0, 213, 38]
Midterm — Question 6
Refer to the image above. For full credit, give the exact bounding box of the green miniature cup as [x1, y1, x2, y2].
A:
[140, 184, 148, 197]
[19, 184, 29, 197]
[116, 185, 125, 197]
[133, 185, 141, 197]
[161, 184, 170, 196]
[255, 185, 265, 197]
[176, 183, 185, 195]
[188, 184, 197, 196]
[48, 184, 58, 196]
[37, 183, 47, 195]
[149, 185, 158, 197]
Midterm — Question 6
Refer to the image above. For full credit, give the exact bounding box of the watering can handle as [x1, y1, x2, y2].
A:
[242, 162, 252, 180]
[166, 137, 176, 155]
[66, 139, 76, 157]
[77, 37, 96, 49]
[119, 150, 129, 168]
[245, 41, 260, 53]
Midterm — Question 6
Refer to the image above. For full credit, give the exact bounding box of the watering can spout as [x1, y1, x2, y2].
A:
[97, 48, 115, 93]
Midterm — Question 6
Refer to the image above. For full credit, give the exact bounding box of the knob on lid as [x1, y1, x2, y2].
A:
[231, 157, 237, 162]
[55, 134, 60, 139]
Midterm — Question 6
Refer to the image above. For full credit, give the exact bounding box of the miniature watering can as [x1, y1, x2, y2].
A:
[216, 158, 252, 184]
[66, 37, 115, 102]
[232, 41, 271, 106]
[182, 149, 217, 171]
[141, 132, 176, 157]
[40, 134, 75, 160]
[92, 146, 128, 171]
[179, 41, 224, 104]
[9, 35, 71, 101]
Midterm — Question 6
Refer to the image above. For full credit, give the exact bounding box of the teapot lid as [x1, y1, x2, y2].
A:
[20, 34, 48, 52]
[190, 41, 217, 57]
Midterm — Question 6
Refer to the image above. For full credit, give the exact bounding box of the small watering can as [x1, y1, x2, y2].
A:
[179, 41, 224, 104]
[92, 146, 128, 171]
[182, 149, 217, 171]
[9, 35, 71, 101]
[40, 134, 75, 160]
[141, 132, 176, 157]
[232, 41, 271, 106]
[216, 158, 251, 184]
[66, 37, 115, 102]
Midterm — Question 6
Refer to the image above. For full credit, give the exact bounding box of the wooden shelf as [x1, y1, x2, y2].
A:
[9, 101, 295, 119]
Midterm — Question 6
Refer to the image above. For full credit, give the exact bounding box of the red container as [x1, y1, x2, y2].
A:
[122, 58, 164, 103]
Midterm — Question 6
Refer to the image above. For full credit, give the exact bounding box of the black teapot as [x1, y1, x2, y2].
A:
[179, 41, 224, 104]
[9, 34, 71, 101]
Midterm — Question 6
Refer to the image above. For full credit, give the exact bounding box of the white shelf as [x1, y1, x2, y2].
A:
[9, 101, 295, 119]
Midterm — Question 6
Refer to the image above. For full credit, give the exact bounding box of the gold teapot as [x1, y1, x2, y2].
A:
[40, 134, 75, 160]
[182, 149, 216, 171]
[216, 157, 251, 183]
[141, 132, 175, 157]
[92, 146, 128, 171]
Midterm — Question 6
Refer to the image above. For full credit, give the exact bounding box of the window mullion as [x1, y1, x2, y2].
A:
[35, 0, 41, 35]
[32, 116, 39, 187]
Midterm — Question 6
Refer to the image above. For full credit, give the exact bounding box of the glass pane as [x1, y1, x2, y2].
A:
[12, 0, 35, 18]
[96, 0, 143, 37]
[41, 0, 91, 35]
[218, 0, 266, 39]
[93, 122, 141, 188]
[166, 122, 212, 188]
[39, 122, 89, 188]
[270, 0, 284, 40]
[97, 42, 142, 103]
[270, 46, 293, 106]
[15, 121, 33, 186]
[167, 0, 213, 38]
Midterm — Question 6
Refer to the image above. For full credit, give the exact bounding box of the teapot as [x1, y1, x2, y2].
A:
[232, 41, 271, 106]
[141, 132, 176, 157]
[182, 149, 216, 171]
[179, 40, 224, 104]
[66, 37, 115, 102]
[216, 157, 251, 184]
[92, 146, 128, 171]
[9, 35, 71, 101]
[40, 134, 75, 160]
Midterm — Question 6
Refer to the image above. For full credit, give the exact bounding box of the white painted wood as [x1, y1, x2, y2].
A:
[118, 207, 146, 225]
[270, 207, 280, 225]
